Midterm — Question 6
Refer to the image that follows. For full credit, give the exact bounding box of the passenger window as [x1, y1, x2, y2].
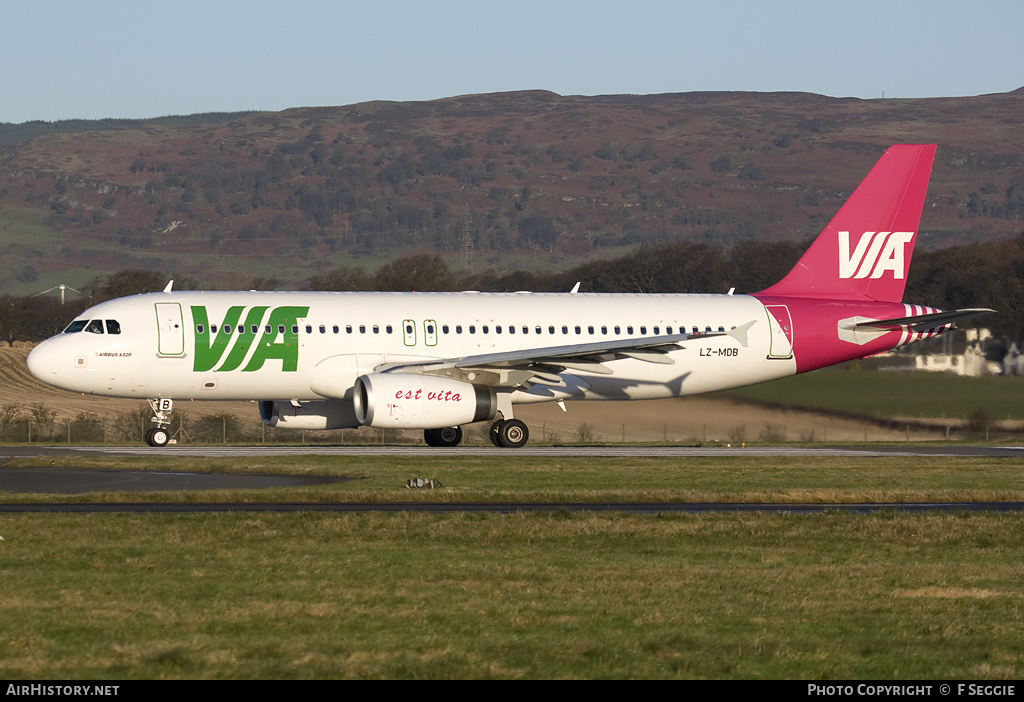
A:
[482, 325, 489, 334]
[373, 325, 379, 334]
[627, 326, 634, 335]
[469, 325, 476, 334]
[614, 326, 621, 335]
[359, 325, 366, 334]
[654, 326, 660, 335]
[548, 326, 555, 334]
[196, 325, 204, 334]
[562, 326, 568, 334]
[333, 325, 339, 334]
[319, 325, 326, 334]
[442, 325, 449, 334]
[387, 325, 393, 334]
[456, 325, 463, 334]
[305, 325, 312, 334]
[640, 326, 647, 335]
[497, 326, 503, 334]
[575, 326, 581, 334]
[666, 326, 672, 334]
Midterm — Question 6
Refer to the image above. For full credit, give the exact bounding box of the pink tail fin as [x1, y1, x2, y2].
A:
[758, 144, 936, 302]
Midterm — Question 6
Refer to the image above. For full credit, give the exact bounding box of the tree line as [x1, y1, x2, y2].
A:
[3, 235, 1023, 343]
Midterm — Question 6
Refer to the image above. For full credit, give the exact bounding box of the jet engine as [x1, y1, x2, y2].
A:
[259, 399, 360, 430]
[353, 373, 497, 429]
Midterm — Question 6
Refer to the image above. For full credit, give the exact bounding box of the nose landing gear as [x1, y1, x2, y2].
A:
[145, 398, 173, 447]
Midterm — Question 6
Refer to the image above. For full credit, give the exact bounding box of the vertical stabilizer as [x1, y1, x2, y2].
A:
[757, 145, 936, 302]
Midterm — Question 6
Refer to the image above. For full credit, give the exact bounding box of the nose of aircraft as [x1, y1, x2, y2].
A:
[26, 338, 62, 385]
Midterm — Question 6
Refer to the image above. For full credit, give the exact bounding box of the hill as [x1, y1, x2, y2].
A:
[1, 89, 1023, 295]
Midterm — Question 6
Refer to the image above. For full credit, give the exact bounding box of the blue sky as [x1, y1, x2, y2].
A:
[1, 0, 1021, 123]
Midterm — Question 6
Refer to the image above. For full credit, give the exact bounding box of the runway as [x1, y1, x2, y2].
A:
[7, 444, 1024, 459]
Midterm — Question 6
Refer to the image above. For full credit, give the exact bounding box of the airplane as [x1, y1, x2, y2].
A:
[26, 144, 991, 448]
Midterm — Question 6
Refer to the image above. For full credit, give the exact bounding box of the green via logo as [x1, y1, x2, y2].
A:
[192, 306, 309, 372]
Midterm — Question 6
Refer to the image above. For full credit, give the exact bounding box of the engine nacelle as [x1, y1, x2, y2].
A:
[353, 374, 497, 429]
[259, 399, 360, 430]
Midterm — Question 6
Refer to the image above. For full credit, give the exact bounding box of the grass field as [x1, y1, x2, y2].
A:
[2, 454, 1024, 679]
[721, 366, 1024, 422]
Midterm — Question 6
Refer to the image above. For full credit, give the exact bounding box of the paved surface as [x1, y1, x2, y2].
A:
[0, 466, 347, 494]
[7, 444, 1024, 459]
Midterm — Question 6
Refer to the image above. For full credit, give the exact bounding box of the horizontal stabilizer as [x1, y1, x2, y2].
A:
[850, 308, 994, 332]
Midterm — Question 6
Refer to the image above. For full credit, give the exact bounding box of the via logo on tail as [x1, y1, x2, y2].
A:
[838, 231, 914, 280]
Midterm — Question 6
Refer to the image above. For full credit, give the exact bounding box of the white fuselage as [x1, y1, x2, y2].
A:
[27, 290, 797, 406]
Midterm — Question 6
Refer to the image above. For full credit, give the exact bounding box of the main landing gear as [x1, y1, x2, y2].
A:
[423, 419, 530, 448]
[423, 426, 463, 447]
[489, 418, 529, 448]
[145, 398, 173, 447]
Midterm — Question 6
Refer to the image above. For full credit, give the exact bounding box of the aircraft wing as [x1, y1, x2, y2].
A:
[849, 308, 994, 332]
[376, 320, 756, 388]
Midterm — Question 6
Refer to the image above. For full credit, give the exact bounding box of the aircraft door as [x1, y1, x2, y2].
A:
[155, 303, 185, 357]
[423, 319, 438, 347]
[765, 305, 794, 359]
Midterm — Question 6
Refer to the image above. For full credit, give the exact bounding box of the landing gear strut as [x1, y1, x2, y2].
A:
[424, 426, 463, 447]
[145, 398, 173, 447]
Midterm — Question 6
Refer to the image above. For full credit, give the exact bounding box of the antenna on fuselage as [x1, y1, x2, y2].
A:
[163, 280, 174, 293]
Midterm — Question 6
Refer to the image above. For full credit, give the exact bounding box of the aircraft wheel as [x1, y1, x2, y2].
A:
[489, 420, 504, 447]
[146, 427, 170, 447]
[424, 428, 440, 446]
[436, 426, 463, 447]
[496, 419, 529, 449]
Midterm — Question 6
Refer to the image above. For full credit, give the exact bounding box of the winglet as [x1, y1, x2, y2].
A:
[570, 282, 581, 294]
[726, 320, 756, 347]
[163, 280, 174, 293]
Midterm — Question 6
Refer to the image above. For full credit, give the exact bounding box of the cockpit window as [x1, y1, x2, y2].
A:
[85, 320, 104, 334]
[105, 320, 121, 335]
[63, 320, 88, 334]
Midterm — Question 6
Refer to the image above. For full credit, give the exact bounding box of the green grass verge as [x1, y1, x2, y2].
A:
[720, 367, 1024, 421]
[6, 454, 1024, 504]
[1, 510, 1023, 679]
[2, 454, 1024, 679]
